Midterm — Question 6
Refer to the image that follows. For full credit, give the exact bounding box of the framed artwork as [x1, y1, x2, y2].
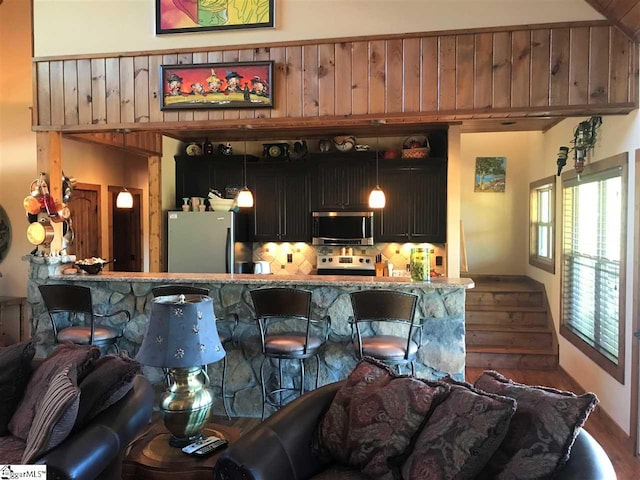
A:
[160, 61, 274, 110]
[474, 157, 506, 192]
[156, 0, 274, 34]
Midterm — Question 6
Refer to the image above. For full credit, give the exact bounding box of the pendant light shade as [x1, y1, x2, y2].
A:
[368, 133, 386, 209]
[368, 186, 386, 209]
[238, 139, 254, 208]
[116, 188, 134, 209]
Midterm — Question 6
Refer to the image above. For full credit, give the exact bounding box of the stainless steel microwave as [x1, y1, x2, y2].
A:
[312, 211, 374, 246]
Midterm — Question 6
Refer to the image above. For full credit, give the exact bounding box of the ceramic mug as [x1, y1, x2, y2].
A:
[254, 261, 271, 274]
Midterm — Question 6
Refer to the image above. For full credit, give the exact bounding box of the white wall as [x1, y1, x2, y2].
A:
[0, 0, 36, 301]
[32, 0, 601, 57]
[460, 132, 543, 275]
[526, 113, 639, 435]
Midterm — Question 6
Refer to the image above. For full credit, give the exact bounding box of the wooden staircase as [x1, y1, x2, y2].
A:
[465, 275, 558, 370]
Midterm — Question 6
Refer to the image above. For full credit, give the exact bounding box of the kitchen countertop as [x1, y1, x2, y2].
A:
[49, 271, 475, 289]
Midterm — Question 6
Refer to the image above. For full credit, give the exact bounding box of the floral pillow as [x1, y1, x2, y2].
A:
[474, 370, 598, 479]
[315, 357, 450, 480]
[401, 377, 516, 480]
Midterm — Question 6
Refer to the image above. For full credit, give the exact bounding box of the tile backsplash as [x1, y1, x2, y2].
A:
[251, 242, 447, 276]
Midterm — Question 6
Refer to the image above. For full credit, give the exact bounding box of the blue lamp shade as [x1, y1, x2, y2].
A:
[136, 294, 226, 368]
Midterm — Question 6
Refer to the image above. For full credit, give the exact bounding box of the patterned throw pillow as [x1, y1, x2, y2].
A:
[0, 340, 35, 436]
[401, 378, 516, 480]
[474, 370, 598, 479]
[316, 357, 450, 480]
[9, 344, 99, 440]
[21, 365, 80, 464]
[73, 352, 142, 431]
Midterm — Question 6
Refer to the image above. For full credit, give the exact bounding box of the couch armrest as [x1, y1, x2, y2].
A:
[215, 382, 343, 480]
[35, 375, 154, 480]
[558, 429, 616, 479]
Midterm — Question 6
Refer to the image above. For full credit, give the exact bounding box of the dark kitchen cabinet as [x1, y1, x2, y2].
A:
[312, 153, 374, 210]
[376, 157, 447, 243]
[174, 155, 254, 208]
[249, 162, 311, 242]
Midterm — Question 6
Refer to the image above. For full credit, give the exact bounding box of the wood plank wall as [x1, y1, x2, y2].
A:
[33, 23, 638, 132]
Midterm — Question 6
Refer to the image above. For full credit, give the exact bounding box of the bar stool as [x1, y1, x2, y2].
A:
[39, 284, 130, 354]
[152, 284, 235, 418]
[349, 289, 421, 375]
[250, 287, 330, 419]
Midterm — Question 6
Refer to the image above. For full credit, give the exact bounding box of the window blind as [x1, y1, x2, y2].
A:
[562, 168, 622, 363]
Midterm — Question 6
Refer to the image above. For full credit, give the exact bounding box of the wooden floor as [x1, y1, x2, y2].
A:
[211, 367, 640, 480]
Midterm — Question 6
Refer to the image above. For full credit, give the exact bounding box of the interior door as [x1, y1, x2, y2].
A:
[109, 188, 142, 272]
[66, 184, 101, 259]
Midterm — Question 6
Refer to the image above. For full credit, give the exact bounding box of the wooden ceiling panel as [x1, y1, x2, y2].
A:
[585, 0, 640, 41]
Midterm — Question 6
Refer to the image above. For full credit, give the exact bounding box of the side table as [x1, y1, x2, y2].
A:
[0, 296, 26, 346]
[122, 418, 241, 480]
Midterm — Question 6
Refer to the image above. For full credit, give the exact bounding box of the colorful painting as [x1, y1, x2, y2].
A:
[474, 157, 506, 192]
[160, 61, 274, 110]
[156, 0, 274, 34]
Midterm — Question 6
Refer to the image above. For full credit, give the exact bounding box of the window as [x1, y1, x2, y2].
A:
[529, 176, 556, 273]
[560, 154, 627, 383]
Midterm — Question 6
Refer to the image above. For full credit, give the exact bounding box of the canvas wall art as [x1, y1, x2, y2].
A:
[160, 61, 274, 110]
[157, 0, 274, 34]
[474, 157, 506, 192]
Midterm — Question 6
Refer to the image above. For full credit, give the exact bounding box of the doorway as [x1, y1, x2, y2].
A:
[66, 183, 101, 260]
[108, 186, 142, 272]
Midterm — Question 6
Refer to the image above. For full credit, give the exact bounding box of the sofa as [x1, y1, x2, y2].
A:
[0, 341, 154, 480]
[215, 381, 616, 480]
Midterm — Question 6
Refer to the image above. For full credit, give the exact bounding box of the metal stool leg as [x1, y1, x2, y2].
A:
[221, 355, 230, 419]
[278, 358, 283, 408]
[315, 354, 320, 390]
[260, 356, 268, 420]
[299, 358, 305, 397]
[410, 361, 415, 377]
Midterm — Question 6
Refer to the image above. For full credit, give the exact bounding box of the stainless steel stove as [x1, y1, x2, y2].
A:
[316, 254, 375, 276]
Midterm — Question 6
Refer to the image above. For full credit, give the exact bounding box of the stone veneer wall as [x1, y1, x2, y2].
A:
[253, 242, 447, 276]
[26, 255, 465, 418]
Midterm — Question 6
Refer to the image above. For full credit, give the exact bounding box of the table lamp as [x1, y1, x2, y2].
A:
[136, 294, 226, 447]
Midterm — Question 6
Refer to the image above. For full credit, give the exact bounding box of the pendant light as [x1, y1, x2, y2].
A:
[116, 131, 134, 209]
[368, 133, 386, 209]
[236, 139, 254, 208]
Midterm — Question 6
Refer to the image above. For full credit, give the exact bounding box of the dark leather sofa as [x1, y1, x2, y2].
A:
[33, 375, 153, 480]
[215, 382, 617, 480]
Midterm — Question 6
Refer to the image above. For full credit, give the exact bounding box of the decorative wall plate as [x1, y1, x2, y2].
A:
[0, 204, 11, 263]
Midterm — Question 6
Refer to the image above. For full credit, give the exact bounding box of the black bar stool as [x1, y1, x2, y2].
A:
[152, 284, 235, 418]
[250, 287, 330, 419]
[39, 284, 130, 354]
[349, 289, 421, 375]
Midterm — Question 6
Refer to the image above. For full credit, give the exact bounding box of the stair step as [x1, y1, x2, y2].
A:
[466, 290, 544, 307]
[465, 306, 548, 327]
[466, 326, 553, 349]
[466, 346, 558, 370]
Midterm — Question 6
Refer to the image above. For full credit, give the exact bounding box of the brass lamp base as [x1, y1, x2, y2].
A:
[160, 366, 213, 448]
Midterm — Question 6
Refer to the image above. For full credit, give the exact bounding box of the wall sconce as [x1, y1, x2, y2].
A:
[116, 131, 134, 209]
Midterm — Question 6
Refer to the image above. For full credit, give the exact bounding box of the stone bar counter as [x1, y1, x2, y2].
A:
[26, 255, 473, 417]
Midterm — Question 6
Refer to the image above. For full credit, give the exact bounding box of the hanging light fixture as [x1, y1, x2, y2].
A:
[116, 131, 133, 209]
[236, 138, 254, 208]
[368, 130, 386, 209]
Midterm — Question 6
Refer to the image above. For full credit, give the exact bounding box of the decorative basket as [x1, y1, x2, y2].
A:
[401, 135, 431, 159]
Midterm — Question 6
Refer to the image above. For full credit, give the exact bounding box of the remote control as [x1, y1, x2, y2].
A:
[182, 436, 223, 454]
[192, 438, 228, 457]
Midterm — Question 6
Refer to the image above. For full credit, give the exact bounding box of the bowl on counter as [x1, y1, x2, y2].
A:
[76, 257, 110, 274]
[208, 198, 236, 211]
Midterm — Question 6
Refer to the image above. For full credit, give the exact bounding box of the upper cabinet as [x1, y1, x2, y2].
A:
[312, 153, 374, 211]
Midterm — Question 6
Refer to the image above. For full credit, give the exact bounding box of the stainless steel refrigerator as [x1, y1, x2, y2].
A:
[168, 211, 238, 273]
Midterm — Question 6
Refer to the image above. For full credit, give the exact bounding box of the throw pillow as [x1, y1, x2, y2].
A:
[401, 377, 516, 480]
[474, 370, 598, 479]
[316, 357, 451, 480]
[21, 365, 80, 464]
[0, 340, 35, 436]
[9, 344, 99, 440]
[73, 352, 142, 431]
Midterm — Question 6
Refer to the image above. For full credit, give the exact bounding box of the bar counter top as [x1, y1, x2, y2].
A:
[49, 271, 475, 289]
